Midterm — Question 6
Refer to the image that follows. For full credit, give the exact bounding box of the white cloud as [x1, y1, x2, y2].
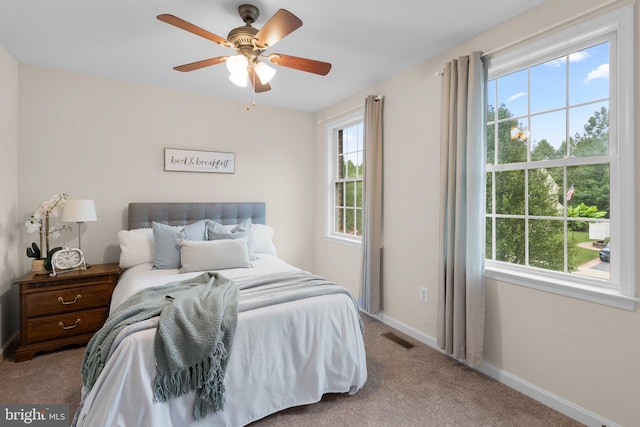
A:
[569, 51, 590, 62]
[507, 92, 527, 103]
[546, 57, 566, 68]
[585, 63, 609, 83]
[545, 51, 590, 67]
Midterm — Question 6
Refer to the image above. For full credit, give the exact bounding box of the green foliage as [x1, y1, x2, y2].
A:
[495, 218, 525, 265]
[568, 203, 607, 219]
[26, 242, 41, 259]
[44, 247, 63, 272]
[487, 102, 610, 273]
[567, 165, 610, 217]
[570, 231, 602, 267]
[338, 158, 363, 236]
[487, 105, 527, 164]
[531, 139, 560, 161]
[567, 203, 607, 231]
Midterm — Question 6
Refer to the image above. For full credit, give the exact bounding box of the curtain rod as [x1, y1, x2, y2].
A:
[316, 95, 383, 124]
[481, 0, 634, 59]
[434, 0, 635, 77]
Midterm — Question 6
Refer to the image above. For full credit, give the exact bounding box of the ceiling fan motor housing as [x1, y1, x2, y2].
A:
[227, 25, 260, 63]
[238, 4, 259, 24]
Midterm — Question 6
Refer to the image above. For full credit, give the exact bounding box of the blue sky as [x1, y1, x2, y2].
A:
[488, 42, 609, 154]
[340, 122, 364, 174]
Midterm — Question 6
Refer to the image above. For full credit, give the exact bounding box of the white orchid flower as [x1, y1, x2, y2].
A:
[25, 193, 71, 259]
[25, 219, 40, 233]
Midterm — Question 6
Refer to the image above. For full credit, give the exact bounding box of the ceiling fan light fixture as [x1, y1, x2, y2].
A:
[254, 61, 276, 84]
[159, 6, 332, 98]
[229, 71, 248, 87]
[226, 54, 249, 74]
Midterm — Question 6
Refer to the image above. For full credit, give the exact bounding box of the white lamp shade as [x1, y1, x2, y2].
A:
[254, 61, 276, 84]
[229, 71, 248, 87]
[62, 199, 97, 222]
[225, 55, 248, 74]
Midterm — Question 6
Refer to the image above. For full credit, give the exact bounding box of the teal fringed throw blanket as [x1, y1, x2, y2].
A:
[80, 272, 238, 420]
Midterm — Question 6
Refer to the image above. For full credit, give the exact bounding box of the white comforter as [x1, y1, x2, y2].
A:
[74, 255, 367, 427]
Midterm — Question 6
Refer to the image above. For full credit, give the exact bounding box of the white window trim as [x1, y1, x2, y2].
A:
[323, 107, 365, 246]
[485, 6, 637, 310]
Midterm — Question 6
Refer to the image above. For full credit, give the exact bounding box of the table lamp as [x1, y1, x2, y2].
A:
[62, 199, 97, 252]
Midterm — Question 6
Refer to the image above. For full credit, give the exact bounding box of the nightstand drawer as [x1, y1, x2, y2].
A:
[16, 263, 120, 362]
[24, 283, 112, 318]
[23, 308, 109, 344]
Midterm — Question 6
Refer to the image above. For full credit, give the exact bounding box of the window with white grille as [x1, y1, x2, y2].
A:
[484, 7, 636, 309]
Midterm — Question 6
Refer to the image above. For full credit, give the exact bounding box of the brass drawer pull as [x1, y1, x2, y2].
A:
[58, 319, 81, 330]
[58, 295, 82, 305]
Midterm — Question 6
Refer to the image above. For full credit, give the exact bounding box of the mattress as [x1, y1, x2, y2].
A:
[74, 255, 367, 427]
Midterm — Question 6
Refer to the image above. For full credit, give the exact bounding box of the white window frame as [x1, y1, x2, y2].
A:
[485, 6, 637, 310]
[324, 108, 365, 246]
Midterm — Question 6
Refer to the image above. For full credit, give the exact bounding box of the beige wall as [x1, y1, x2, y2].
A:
[17, 65, 316, 273]
[314, 0, 639, 425]
[5, 0, 639, 424]
[0, 43, 19, 352]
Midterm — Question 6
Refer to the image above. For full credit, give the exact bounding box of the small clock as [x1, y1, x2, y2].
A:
[50, 246, 86, 276]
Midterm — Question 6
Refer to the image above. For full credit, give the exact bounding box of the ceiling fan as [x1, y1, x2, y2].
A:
[157, 4, 332, 94]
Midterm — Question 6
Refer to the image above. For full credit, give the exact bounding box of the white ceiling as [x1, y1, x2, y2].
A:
[0, 0, 549, 112]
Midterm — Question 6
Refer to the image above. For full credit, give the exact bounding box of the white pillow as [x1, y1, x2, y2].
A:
[178, 238, 251, 273]
[252, 224, 277, 255]
[118, 228, 154, 269]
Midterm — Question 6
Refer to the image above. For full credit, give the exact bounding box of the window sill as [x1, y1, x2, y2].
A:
[486, 263, 639, 311]
[324, 234, 362, 248]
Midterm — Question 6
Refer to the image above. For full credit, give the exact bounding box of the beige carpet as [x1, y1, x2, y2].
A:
[0, 315, 583, 426]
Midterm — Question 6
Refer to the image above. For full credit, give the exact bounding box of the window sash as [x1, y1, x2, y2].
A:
[483, 5, 636, 308]
[324, 109, 364, 244]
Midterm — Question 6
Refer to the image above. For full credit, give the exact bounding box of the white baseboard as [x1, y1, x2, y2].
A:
[370, 312, 620, 427]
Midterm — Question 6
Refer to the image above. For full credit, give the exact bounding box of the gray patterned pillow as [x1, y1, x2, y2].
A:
[206, 218, 255, 260]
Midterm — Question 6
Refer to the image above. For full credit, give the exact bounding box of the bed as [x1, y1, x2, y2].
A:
[73, 202, 367, 427]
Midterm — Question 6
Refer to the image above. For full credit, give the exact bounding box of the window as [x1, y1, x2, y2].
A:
[325, 109, 364, 244]
[485, 7, 636, 309]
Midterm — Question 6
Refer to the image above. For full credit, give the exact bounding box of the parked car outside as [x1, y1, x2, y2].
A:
[599, 242, 610, 262]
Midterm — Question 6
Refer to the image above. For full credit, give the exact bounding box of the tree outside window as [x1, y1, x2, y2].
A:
[486, 41, 611, 282]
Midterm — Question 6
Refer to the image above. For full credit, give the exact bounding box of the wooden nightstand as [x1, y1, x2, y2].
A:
[15, 263, 121, 362]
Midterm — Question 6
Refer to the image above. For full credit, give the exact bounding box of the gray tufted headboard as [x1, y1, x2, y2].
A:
[127, 202, 266, 230]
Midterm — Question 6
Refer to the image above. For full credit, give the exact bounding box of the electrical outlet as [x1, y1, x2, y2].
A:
[419, 287, 428, 302]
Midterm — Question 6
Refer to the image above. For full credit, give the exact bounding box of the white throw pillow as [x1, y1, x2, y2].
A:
[118, 228, 154, 269]
[178, 238, 251, 273]
[252, 224, 277, 255]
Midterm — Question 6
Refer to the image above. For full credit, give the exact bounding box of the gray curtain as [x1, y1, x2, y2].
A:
[361, 95, 384, 314]
[437, 52, 486, 366]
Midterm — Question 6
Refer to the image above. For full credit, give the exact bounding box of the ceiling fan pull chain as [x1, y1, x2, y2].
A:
[246, 70, 253, 110]
[252, 79, 257, 108]
[246, 67, 257, 110]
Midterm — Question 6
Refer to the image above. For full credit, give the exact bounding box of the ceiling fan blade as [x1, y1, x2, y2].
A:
[173, 56, 228, 72]
[157, 14, 229, 46]
[268, 54, 332, 76]
[248, 68, 271, 93]
[254, 9, 302, 48]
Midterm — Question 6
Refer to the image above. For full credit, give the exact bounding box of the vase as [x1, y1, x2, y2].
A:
[31, 259, 49, 275]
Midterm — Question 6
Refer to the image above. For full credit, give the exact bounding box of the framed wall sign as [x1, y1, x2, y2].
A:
[164, 148, 235, 174]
